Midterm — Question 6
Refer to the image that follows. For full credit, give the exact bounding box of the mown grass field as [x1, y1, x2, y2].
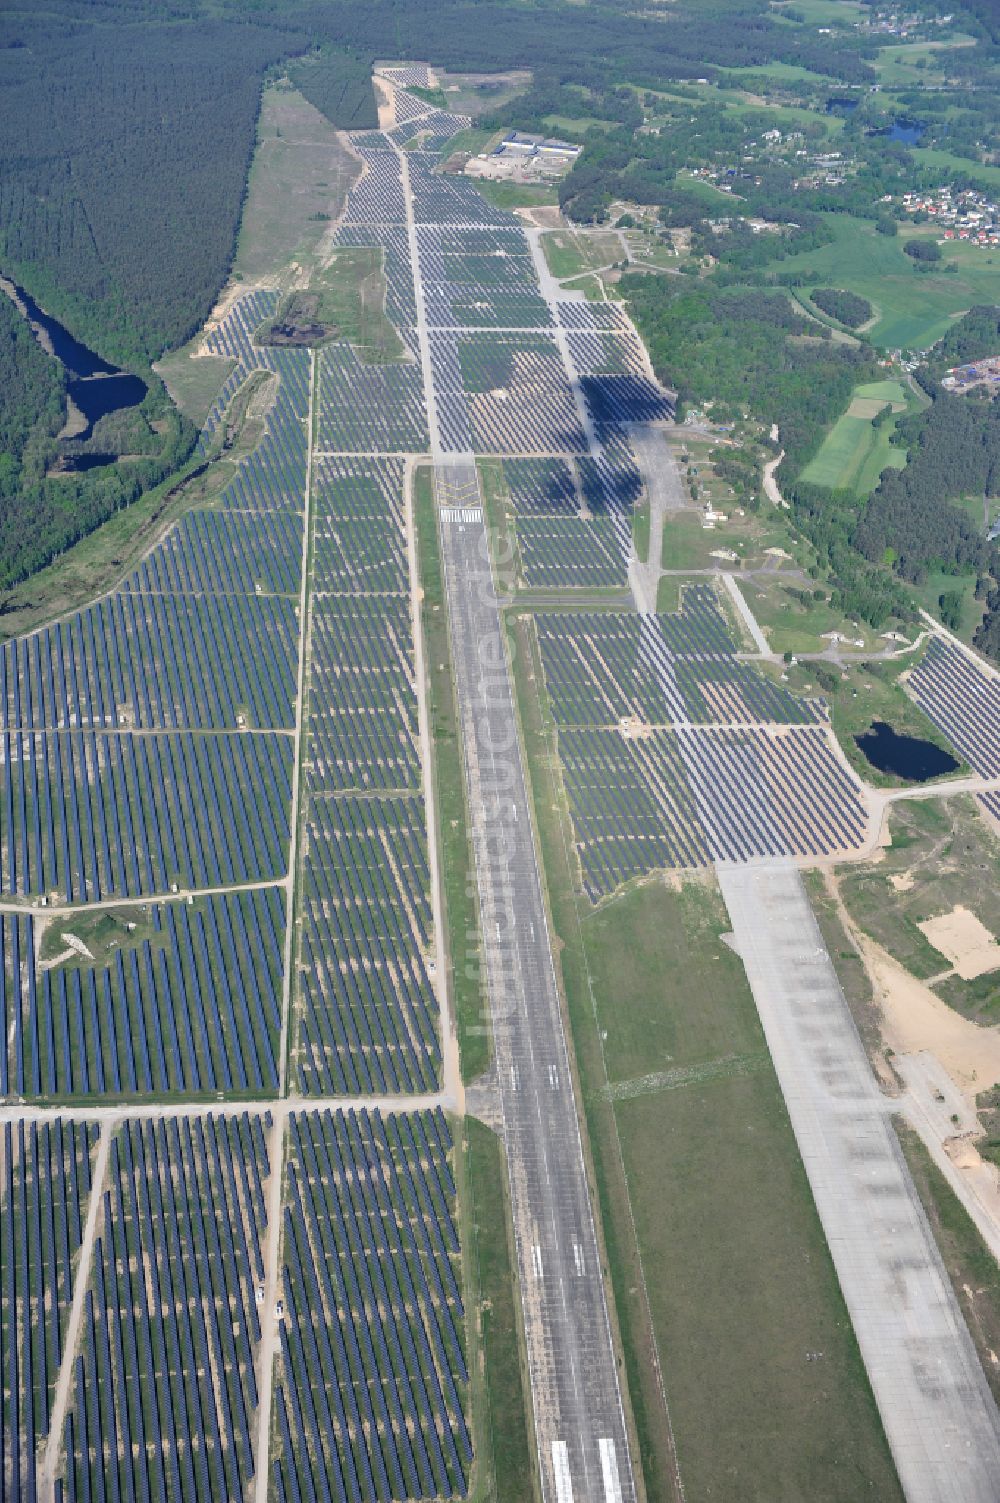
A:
[541, 229, 623, 280]
[234, 85, 359, 283]
[507, 610, 903, 1503]
[736, 574, 881, 656]
[459, 1118, 536, 1502]
[469, 178, 559, 210]
[776, 215, 1000, 350]
[800, 379, 911, 495]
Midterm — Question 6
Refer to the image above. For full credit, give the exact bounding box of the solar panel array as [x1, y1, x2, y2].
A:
[0, 890, 284, 1100]
[533, 593, 866, 896]
[61, 1115, 271, 1503]
[0, 52, 882, 1500]
[0, 71, 507, 1501]
[294, 445, 440, 1096]
[271, 1109, 471, 1503]
[0, 1119, 98, 1503]
[908, 638, 1000, 777]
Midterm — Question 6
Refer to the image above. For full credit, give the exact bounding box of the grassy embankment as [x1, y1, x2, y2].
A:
[506, 606, 903, 1503]
[897, 1126, 1000, 1411]
[455, 1118, 537, 1503]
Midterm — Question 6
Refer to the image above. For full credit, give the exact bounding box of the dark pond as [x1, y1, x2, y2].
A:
[854, 720, 959, 782]
[53, 451, 120, 474]
[881, 118, 926, 145]
[3, 277, 147, 441]
[69, 372, 147, 432]
[826, 96, 859, 114]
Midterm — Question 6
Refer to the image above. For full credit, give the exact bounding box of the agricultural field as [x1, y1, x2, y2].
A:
[774, 215, 1000, 351]
[799, 379, 913, 496]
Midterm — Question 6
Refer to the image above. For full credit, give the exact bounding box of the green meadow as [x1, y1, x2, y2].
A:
[800, 378, 912, 494]
[775, 216, 1000, 350]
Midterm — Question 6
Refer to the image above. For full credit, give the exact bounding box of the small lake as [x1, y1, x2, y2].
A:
[854, 720, 959, 782]
[2, 276, 147, 443]
[886, 118, 926, 145]
[826, 96, 859, 114]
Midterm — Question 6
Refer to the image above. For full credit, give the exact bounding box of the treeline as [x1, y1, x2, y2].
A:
[619, 275, 872, 470]
[0, 16, 299, 368]
[619, 270, 921, 626]
[0, 294, 65, 499]
[809, 288, 872, 328]
[0, 0, 878, 375]
[288, 50, 378, 131]
[933, 305, 1000, 371]
[0, 394, 195, 594]
[854, 394, 1000, 585]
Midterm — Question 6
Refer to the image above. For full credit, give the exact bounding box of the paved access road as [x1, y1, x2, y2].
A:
[719, 863, 1000, 1503]
[437, 461, 636, 1503]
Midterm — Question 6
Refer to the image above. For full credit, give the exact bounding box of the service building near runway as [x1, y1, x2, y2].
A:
[465, 131, 581, 183]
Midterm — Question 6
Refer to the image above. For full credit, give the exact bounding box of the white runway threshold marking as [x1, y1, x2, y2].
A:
[531, 1244, 544, 1280]
[599, 1439, 624, 1503]
[552, 1441, 575, 1503]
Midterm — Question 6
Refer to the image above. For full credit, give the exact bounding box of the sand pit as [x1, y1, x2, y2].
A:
[869, 941, 1000, 1097]
[918, 904, 1000, 980]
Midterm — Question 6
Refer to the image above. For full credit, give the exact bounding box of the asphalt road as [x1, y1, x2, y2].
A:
[436, 461, 636, 1503]
[720, 863, 1000, 1503]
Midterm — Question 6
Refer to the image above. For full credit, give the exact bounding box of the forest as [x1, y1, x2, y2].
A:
[0, 0, 884, 376]
[809, 289, 873, 329]
[620, 276, 874, 474]
[933, 306, 1000, 371]
[0, 294, 65, 503]
[620, 268, 920, 628]
[2, 0, 998, 612]
[853, 394, 998, 585]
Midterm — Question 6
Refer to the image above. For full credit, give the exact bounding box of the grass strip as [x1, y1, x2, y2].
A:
[413, 464, 490, 1082]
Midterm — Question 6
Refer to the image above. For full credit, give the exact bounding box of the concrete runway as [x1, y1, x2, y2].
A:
[436, 461, 636, 1503]
[719, 863, 1000, 1503]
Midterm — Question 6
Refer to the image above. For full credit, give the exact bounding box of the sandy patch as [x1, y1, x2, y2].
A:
[375, 78, 396, 131]
[870, 942, 1000, 1097]
[514, 206, 566, 229]
[918, 905, 1000, 980]
[890, 871, 914, 892]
